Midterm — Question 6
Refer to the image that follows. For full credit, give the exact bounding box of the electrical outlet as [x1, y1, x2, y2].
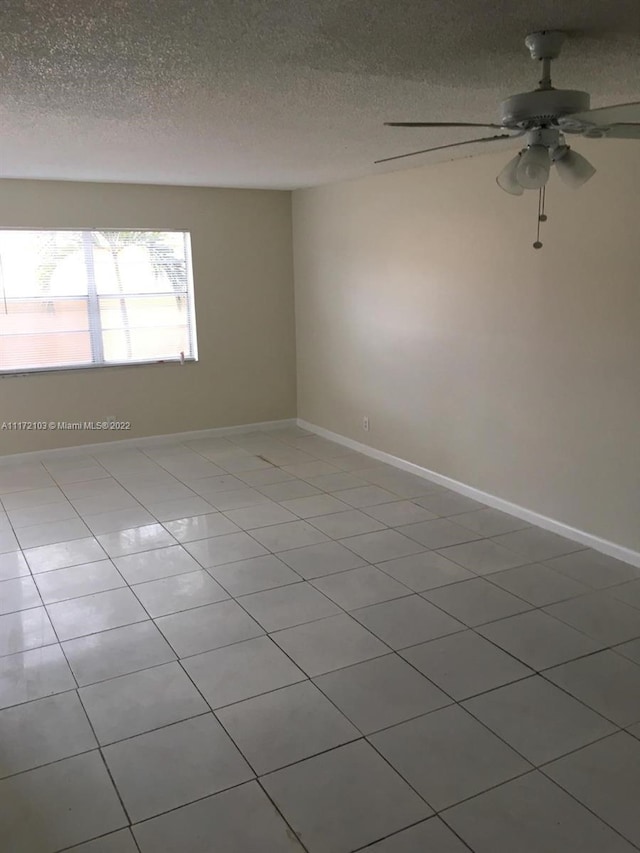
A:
[362, 416, 370, 432]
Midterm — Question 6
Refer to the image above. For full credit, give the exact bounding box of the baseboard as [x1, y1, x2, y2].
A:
[297, 419, 640, 569]
[0, 418, 297, 466]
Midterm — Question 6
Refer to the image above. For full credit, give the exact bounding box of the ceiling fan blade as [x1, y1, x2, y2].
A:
[375, 134, 515, 164]
[602, 123, 640, 139]
[560, 101, 640, 129]
[385, 121, 505, 129]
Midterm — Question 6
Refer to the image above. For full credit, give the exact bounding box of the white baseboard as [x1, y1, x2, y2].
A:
[0, 418, 297, 466]
[298, 419, 640, 570]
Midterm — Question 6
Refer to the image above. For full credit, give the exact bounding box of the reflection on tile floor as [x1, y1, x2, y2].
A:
[0, 425, 639, 852]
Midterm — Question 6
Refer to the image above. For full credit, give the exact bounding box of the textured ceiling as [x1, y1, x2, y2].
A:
[0, 0, 639, 188]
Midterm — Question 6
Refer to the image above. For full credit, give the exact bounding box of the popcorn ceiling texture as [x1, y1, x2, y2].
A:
[0, 0, 638, 188]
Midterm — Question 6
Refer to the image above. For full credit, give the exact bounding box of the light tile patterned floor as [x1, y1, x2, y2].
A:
[0, 425, 639, 852]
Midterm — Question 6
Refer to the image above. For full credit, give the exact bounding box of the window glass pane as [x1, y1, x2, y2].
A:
[0, 229, 196, 373]
[0, 299, 89, 335]
[99, 295, 188, 330]
[0, 331, 92, 370]
[102, 326, 190, 362]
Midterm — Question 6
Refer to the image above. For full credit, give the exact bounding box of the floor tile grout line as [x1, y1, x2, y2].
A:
[532, 765, 640, 852]
[55, 824, 141, 853]
[3, 430, 640, 851]
[352, 816, 476, 852]
[254, 778, 312, 853]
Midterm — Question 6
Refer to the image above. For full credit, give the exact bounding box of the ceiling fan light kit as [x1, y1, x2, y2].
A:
[381, 29, 639, 247]
[496, 153, 524, 196]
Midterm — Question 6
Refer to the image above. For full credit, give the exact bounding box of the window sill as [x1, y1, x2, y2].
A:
[0, 358, 198, 378]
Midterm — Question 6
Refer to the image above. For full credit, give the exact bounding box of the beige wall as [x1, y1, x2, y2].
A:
[0, 179, 296, 454]
[293, 141, 640, 552]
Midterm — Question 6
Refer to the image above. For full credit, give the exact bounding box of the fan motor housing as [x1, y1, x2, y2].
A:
[500, 89, 590, 128]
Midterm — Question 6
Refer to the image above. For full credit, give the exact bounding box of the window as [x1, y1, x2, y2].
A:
[0, 229, 198, 374]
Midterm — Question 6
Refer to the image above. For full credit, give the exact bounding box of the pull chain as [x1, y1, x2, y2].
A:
[533, 185, 547, 249]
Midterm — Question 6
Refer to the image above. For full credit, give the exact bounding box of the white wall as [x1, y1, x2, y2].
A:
[293, 141, 640, 552]
[0, 179, 296, 454]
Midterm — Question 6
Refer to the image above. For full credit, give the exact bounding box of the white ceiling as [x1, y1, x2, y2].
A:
[0, 0, 638, 189]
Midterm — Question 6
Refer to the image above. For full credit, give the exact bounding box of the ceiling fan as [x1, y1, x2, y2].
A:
[378, 31, 640, 247]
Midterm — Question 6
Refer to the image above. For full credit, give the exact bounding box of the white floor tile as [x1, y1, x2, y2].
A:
[442, 771, 636, 853]
[371, 704, 530, 810]
[545, 650, 640, 727]
[336, 485, 400, 508]
[64, 829, 138, 852]
[0, 644, 75, 709]
[207, 553, 301, 595]
[0, 575, 42, 614]
[238, 582, 340, 631]
[477, 609, 603, 671]
[277, 541, 367, 579]
[47, 587, 148, 641]
[0, 752, 127, 853]
[312, 565, 410, 610]
[436, 538, 528, 574]
[364, 817, 471, 852]
[544, 549, 640, 589]
[113, 544, 202, 584]
[24, 537, 107, 574]
[250, 520, 329, 552]
[133, 781, 305, 853]
[104, 714, 253, 821]
[398, 519, 480, 550]
[544, 731, 640, 847]
[0, 607, 57, 657]
[34, 560, 125, 604]
[0, 691, 96, 778]
[1, 429, 638, 852]
[162, 512, 240, 542]
[353, 595, 464, 650]
[487, 561, 590, 606]
[97, 523, 176, 557]
[83, 507, 156, 535]
[272, 613, 388, 677]
[423, 577, 532, 626]
[262, 740, 431, 853]
[463, 675, 616, 765]
[402, 630, 532, 700]
[155, 599, 264, 657]
[307, 508, 386, 538]
[341, 529, 425, 563]
[376, 551, 475, 591]
[184, 532, 268, 568]
[545, 591, 640, 646]
[16, 518, 91, 550]
[63, 621, 177, 686]
[223, 502, 299, 530]
[363, 500, 437, 527]
[0, 550, 29, 581]
[217, 680, 359, 773]
[492, 529, 584, 562]
[315, 653, 451, 734]
[145, 496, 216, 522]
[280, 493, 352, 519]
[79, 661, 208, 745]
[182, 636, 305, 708]
[132, 570, 229, 618]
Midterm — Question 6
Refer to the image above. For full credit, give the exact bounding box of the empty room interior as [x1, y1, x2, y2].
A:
[1, 2, 640, 852]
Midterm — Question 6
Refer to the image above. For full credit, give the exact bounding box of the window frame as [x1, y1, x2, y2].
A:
[0, 226, 198, 377]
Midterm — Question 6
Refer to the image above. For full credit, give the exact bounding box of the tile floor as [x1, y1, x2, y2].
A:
[0, 425, 639, 852]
